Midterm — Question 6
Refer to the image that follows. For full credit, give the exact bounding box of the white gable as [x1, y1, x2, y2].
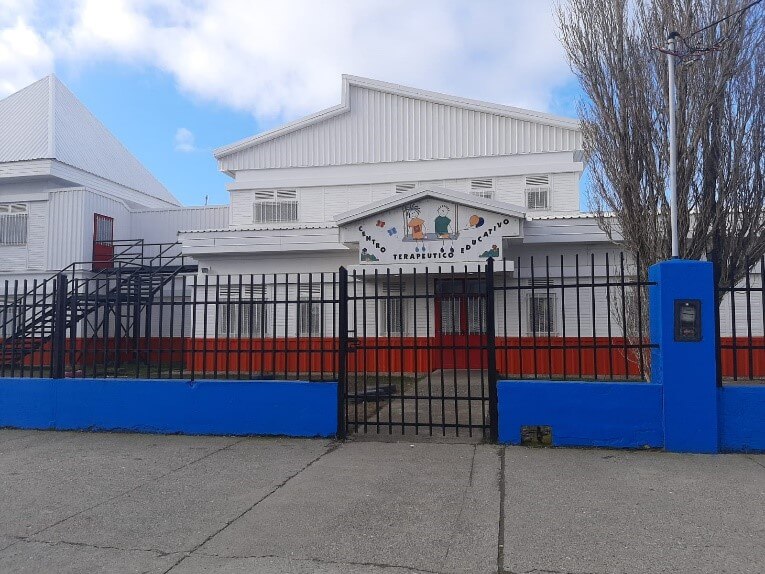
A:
[215, 76, 582, 173]
[0, 76, 180, 206]
[337, 186, 523, 265]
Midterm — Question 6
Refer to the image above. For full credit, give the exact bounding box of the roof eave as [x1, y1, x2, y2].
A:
[334, 186, 527, 226]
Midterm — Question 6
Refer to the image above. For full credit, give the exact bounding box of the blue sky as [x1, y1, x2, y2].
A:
[1, 1, 586, 207]
[57, 63, 257, 205]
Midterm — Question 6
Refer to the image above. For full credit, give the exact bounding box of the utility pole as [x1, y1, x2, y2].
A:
[667, 31, 680, 259]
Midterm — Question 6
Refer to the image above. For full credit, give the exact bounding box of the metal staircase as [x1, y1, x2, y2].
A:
[0, 241, 197, 370]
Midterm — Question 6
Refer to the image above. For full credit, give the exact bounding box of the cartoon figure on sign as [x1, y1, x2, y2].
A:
[404, 204, 426, 241]
[466, 214, 485, 229]
[434, 205, 452, 239]
[360, 248, 379, 262]
[480, 244, 500, 259]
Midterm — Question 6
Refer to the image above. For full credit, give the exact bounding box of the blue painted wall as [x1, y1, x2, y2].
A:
[0, 378, 337, 437]
[649, 260, 719, 453]
[497, 380, 663, 449]
[719, 386, 765, 452]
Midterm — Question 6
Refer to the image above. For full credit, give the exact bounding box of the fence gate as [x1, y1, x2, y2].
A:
[338, 262, 499, 440]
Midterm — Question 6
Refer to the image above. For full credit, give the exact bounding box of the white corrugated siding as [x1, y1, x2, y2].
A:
[131, 206, 230, 243]
[219, 86, 583, 171]
[47, 189, 131, 270]
[47, 189, 86, 270]
[26, 200, 48, 270]
[0, 76, 50, 163]
[0, 198, 47, 273]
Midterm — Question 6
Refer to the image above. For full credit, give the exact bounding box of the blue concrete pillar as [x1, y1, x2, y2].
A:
[649, 260, 719, 453]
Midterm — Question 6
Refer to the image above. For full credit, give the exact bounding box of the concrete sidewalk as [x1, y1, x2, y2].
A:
[0, 430, 762, 573]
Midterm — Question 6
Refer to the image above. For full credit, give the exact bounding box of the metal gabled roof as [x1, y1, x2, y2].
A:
[214, 75, 583, 173]
[334, 185, 526, 226]
[0, 75, 180, 206]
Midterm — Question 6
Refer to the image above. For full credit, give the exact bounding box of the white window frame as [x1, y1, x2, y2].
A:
[527, 292, 558, 336]
[0, 203, 28, 246]
[466, 295, 486, 335]
[439, 296, 461, 335]
[470, 178, 494, 200]
[298, 285, 323, 337]
[252, 190, 298, 223]
[525, 175, 551, 210]
[378, 295, 406, 337]
[395, 183, 417, 194]
[217, 286, 271, 338]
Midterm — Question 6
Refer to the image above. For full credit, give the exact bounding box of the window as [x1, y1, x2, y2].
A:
[298, 285, 322, 337]
[395, 183, 416, 194]
[0, 204, 28, 245]
[467, 296, 486, 334]
[527, 292, 557, 335]
[377, 277, 407, 337]
[436, 279, 485, 335]
[470, 178, 494, 199]
[525, 175, 551, 210]
[440, 297, 461, 334]
[217, 285, 270, 337]
[253, 190, 298, 223]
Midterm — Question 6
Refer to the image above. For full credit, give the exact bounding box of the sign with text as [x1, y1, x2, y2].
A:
[351, 198, 520, 264]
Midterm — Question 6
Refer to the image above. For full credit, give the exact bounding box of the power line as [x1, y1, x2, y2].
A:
[685, 0, 762, 42]
[653, 0, 763, 61]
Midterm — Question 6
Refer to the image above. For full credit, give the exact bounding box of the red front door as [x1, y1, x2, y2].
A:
[435, 278, 487, 369]
[92, 213, 114, 271]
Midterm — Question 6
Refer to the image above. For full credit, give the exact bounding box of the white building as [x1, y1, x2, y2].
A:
[0, 75, 227, 285]
[180, 75, 600, 275]
[0, 75, 760, 379]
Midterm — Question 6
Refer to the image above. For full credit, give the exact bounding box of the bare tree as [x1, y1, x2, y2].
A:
[558, 0, 765, 301]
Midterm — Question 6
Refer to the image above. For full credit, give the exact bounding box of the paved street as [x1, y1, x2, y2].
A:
[0, 430, 763, 574]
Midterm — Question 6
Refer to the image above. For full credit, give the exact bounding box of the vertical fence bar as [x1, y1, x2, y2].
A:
[424, 267, 433, 436]
[745, 262, 753, 380]
[620, 253, 629, 378]
[636, 254, 646, 381]
[730, 273, 738, 381]
[485, 258, 498, 442]
[605, 252, 614, 379]
[337, 266, 348, 440]
[1, 281, 8, 378]
[68, 278, 78, 378]
[560, 255, 567, 380]
[38, 280, 47, 378]
[517, 257, 524, 379]
[591, 253, 598, 380]
[51, 274, 68, 379]
[190, 274, 198, 382]
[412, 267, 420, 435]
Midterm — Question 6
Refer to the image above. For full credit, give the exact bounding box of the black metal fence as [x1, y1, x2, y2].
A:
[2, 253, 656, 388]
[495, 252, 654, 382]
[717, 258, 765, 383]
[1, 271, 341, 381]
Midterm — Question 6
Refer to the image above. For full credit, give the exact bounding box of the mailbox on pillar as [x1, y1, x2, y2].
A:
[674, 299, 701, 342]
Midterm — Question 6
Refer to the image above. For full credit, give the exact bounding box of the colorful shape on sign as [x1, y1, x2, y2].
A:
[434, 205, 453, 239]
[467, 214, 485, 229]
[376, 220, 386, 228]
[360, 248, 379, 262]
[480, 244, 500, 258]
[387, 227, 398, 236]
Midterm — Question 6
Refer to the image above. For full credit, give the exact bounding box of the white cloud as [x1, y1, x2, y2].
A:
[174, 127, 196, 152]
[0, 15, 54, 96]
[1, 0, 574, 121]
